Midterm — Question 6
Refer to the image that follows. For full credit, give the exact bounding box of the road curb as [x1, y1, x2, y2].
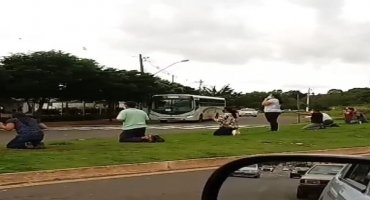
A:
[1, 146, 370, 188]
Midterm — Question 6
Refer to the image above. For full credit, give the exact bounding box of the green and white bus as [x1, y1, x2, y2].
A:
[149, 94, 226, 122]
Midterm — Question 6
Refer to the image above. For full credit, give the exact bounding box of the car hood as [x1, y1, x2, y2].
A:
[301, 174, 336, 180]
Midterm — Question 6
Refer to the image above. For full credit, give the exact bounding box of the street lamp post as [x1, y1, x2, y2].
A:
[153, 60, 189, 75]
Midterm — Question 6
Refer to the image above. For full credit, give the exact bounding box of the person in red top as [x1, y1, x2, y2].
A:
[344, 107, 360, 124]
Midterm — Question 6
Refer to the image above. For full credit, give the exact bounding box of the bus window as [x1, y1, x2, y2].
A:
[199, 98, 225, 107]
[151, 96, 194, 114]
[173, 99, 193, 112]
[152, 99, 171, 110]
[195, 100, 200, 109]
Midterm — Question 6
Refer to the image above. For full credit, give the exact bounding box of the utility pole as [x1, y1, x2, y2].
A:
[171, 75, 174, 83]
[139, 54, 144, 73]
[198, 79, 204, 91]
[297, 93, 301, 123]
[306, 88, 311, 112]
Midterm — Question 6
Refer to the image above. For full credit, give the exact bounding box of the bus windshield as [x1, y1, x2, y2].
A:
[151, 96, 194, 114]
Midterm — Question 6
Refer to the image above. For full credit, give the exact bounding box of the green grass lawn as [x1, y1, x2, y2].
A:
[1, 123, 370, 174]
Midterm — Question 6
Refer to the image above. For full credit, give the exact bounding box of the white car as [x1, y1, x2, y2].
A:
[283, 167, 290, 171]
[297, 164, 345, 199]
[319, 163, 370, 200]
[230, 164, 262, 178]
[262, 165, 275, 172]
[238, 108, 258, 117]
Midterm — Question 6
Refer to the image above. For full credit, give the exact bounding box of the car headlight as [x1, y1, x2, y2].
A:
[292, 170, 297, 173]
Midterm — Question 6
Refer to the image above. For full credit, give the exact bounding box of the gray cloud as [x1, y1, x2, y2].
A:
[110, 0, 370, 65]
[282, 0, 370, 64]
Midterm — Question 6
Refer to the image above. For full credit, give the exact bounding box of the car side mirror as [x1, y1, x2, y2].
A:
[201, 154, 370, 200]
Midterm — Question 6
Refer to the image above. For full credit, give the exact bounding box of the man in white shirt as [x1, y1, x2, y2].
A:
[322, 112, 339, 127]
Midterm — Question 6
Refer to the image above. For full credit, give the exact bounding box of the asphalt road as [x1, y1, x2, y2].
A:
[0, 116, 297, 144]
[0, 169, 302, 200]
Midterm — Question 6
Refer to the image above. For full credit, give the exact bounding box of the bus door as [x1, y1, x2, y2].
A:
[194, 98, 200, 110]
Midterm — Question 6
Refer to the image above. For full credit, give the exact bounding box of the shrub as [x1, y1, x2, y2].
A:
[41, 108, 113, 115]
[40, 114, 116, 122]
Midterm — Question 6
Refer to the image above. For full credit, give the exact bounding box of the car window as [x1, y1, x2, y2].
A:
[240, 164, 258, 170]
[344, 164, 370, 191]
[307, 165, 344, 175]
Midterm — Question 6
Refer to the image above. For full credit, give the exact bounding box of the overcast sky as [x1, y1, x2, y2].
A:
[1, 0, 370, 94]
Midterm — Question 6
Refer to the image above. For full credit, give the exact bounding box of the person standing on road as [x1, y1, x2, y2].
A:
[261, 93, 282, 132]
[116, 101, 164, 143]
[0, 112, 47, 149]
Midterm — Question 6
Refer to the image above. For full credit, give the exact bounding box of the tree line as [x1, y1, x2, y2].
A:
[0, 50, 369, 116]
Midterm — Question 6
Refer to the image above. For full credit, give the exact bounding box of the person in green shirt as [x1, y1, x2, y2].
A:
[116, 101, 164, 143]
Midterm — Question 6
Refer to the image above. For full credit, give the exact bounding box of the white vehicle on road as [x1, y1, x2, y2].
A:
[230, 164, 261, 178]
[297, 163, 345, 199]
[149, 94, 226, 123]
[238, 108, 258, 117]
[319, 163, 370, 200]
[262, 165, 275, 172]
[283, 167, 290, 171]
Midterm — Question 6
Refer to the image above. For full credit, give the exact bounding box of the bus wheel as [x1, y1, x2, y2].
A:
[198, 114, 203, 123]
[160, 120, 168, 123]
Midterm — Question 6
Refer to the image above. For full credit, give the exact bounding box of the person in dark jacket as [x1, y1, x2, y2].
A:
[302, 108, 325, 130]
[0, 112, 47, 149]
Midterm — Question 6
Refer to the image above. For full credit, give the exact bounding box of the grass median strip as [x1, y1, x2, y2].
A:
[1, 124, 370, 173]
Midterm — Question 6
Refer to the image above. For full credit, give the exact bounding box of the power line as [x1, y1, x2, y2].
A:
[145, 59, 199, 84]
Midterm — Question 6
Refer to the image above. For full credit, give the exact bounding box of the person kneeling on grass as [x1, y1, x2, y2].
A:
[213, 107, 240, 136]
[116, 101, 164, 143]
[302, 108, 325, 130]
[344, 107, 362, 124]
[321, 112, 339, 127]
[0, 112, 47, 149]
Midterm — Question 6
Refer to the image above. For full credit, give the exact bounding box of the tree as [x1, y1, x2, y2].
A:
[1, 50, 81, 115]
[201, 84, 234, 97]
[2, 50, 370, 117]
[61, 58, 106, 102]
[327, 89, 343, 94]
[0, 65, 10, 98]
